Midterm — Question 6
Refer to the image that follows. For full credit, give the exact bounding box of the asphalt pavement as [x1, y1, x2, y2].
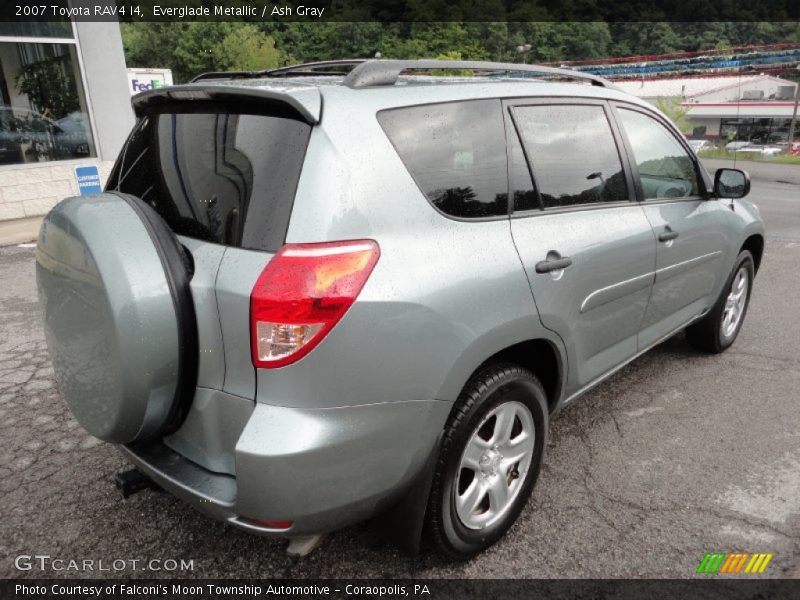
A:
[1, 172, 799, 579]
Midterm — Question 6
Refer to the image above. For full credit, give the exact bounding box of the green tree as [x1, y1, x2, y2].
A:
[214, 25, 283, 71]
[429, 51, 474, 76]
[15, 57, 79, 119]
[120, 21, 800, 83]
[173, 23, 235, 79]
[122, 22, 286, 81]
[609, 22, 683, 56]
[122, 23, 189, 80]
[266, 22, 386, 61]
[380, 23, 489, 60]
[656, 97, 690, 131]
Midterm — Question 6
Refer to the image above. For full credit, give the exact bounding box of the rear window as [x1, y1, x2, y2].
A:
[107, 106, 311, 252]
[511, 104, 628, 209]
[377, 100, 508, 219]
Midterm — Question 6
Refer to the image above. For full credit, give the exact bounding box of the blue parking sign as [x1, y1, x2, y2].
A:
[74, 166, 102, 196]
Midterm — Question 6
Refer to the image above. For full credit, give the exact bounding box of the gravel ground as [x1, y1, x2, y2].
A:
[1, 178, 799, 580]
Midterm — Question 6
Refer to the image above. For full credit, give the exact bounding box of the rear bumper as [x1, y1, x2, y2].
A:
[121, 399, 450, 536]
[119, 442, 274, 534]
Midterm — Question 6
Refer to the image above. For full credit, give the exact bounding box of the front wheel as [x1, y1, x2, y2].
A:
[686, 250, 755, 353]
[425, 362, 548, 559]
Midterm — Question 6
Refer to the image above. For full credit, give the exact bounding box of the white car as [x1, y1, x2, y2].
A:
[731, 145, 783, 157]
[760, 146, 782, 156]
[725, 141, 753, 151]
[688, 139, 710, 152]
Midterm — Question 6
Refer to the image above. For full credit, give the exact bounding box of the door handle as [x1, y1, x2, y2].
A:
[535, 257, 573, 274]
[658, 229, 679, 242]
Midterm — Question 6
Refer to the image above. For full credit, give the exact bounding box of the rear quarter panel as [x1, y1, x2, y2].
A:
[263, 89, 564, 409]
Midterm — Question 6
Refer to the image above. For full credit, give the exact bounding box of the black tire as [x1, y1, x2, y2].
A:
[686, 250, 754, 354]
[425, 362, 548, 559]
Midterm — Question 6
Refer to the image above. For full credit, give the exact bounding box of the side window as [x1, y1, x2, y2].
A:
[617, 108, 700, 199]
[508, 126, 539, 211]
[377, 99, 508, 218]
[512, 104, 628, 209]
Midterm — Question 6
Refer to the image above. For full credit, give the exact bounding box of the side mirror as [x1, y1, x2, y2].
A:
[714, 168, 750, 199]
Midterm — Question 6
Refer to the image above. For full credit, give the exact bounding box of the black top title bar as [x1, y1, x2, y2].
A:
[1, 0, 798, 23]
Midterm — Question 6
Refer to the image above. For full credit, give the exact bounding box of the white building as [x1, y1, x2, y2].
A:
[615, 74, 798, 142]
[0, 21, 134, 236]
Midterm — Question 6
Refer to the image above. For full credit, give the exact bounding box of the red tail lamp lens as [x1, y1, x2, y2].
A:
[250, 240, 380, 368]
[253, 519, 293, 530]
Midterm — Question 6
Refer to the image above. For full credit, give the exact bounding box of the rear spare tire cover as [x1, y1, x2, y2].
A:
[35, 193, 197, 443]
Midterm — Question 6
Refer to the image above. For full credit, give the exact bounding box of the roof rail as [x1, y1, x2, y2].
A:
[343, 59, 618, 90]
[266, 59, 368, 77]
[191, 59, 367, 83]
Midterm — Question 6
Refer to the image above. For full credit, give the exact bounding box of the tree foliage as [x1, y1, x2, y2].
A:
[120, 21, 800, 83]
[15, 57, 79, 119]
[213, 25, 284, 71]
[655, 97, 690, 131]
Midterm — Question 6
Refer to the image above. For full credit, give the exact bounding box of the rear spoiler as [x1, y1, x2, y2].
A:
[131, 84, 322, 124]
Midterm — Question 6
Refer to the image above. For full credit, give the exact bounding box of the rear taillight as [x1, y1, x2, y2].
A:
[250, 240, 380, 368]
[246, 518, 293, 530]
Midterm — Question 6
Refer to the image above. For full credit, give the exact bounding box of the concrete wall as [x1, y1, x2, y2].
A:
[0, 159, 113, 221]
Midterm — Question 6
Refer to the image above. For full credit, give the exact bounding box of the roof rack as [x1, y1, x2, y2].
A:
[342, 59, 618, 89]
[190, 58, 619, 90]
[191, 59, 368, 83]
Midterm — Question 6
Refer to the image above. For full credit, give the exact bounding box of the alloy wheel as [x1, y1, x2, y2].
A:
[455, 401, 535, 530]
[721, 266, 749, 339]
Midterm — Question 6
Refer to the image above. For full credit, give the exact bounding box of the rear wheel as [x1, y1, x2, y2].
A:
[426, 362, 548, 559]
[686, 250, 754, 354]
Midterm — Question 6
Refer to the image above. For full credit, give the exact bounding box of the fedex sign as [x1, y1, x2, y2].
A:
[127, 68, 173, 96]
[131, 78, 164, 92]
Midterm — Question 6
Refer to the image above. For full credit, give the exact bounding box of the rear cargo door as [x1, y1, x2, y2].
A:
[105, 95, 313, 470]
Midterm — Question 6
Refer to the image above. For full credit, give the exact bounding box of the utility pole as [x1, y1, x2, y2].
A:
[788, 65, 800, 145]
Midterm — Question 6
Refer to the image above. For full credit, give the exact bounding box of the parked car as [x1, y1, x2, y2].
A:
[0, 106, 90, 164]
[732, 144, 783, 157]
[759, 145, 783, 156]
[36, 59, 765, 559]
[725, 140, 753, 151]
[54, 111, 92, 156]
[0, 106, 54, 164]
[687, 139, 710, 152]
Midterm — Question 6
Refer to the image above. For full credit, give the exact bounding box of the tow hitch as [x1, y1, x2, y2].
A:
[114, 468, 159, 498]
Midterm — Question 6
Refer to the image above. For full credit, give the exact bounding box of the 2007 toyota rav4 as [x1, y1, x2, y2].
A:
[36, 59, 764, 559]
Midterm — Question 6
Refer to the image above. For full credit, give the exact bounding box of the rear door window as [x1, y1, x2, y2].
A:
[511, 104, 629, 209]
[378, 99, 508, 218]
[107, 106, 311, 252]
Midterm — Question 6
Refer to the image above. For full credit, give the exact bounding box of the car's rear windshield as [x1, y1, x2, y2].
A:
[106, 104, 311, 252]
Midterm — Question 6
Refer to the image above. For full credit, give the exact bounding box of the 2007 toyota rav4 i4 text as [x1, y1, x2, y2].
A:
[36, 59, 765, 559]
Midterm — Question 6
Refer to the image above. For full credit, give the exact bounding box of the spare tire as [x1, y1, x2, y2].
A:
[36, 192, 198, 444]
